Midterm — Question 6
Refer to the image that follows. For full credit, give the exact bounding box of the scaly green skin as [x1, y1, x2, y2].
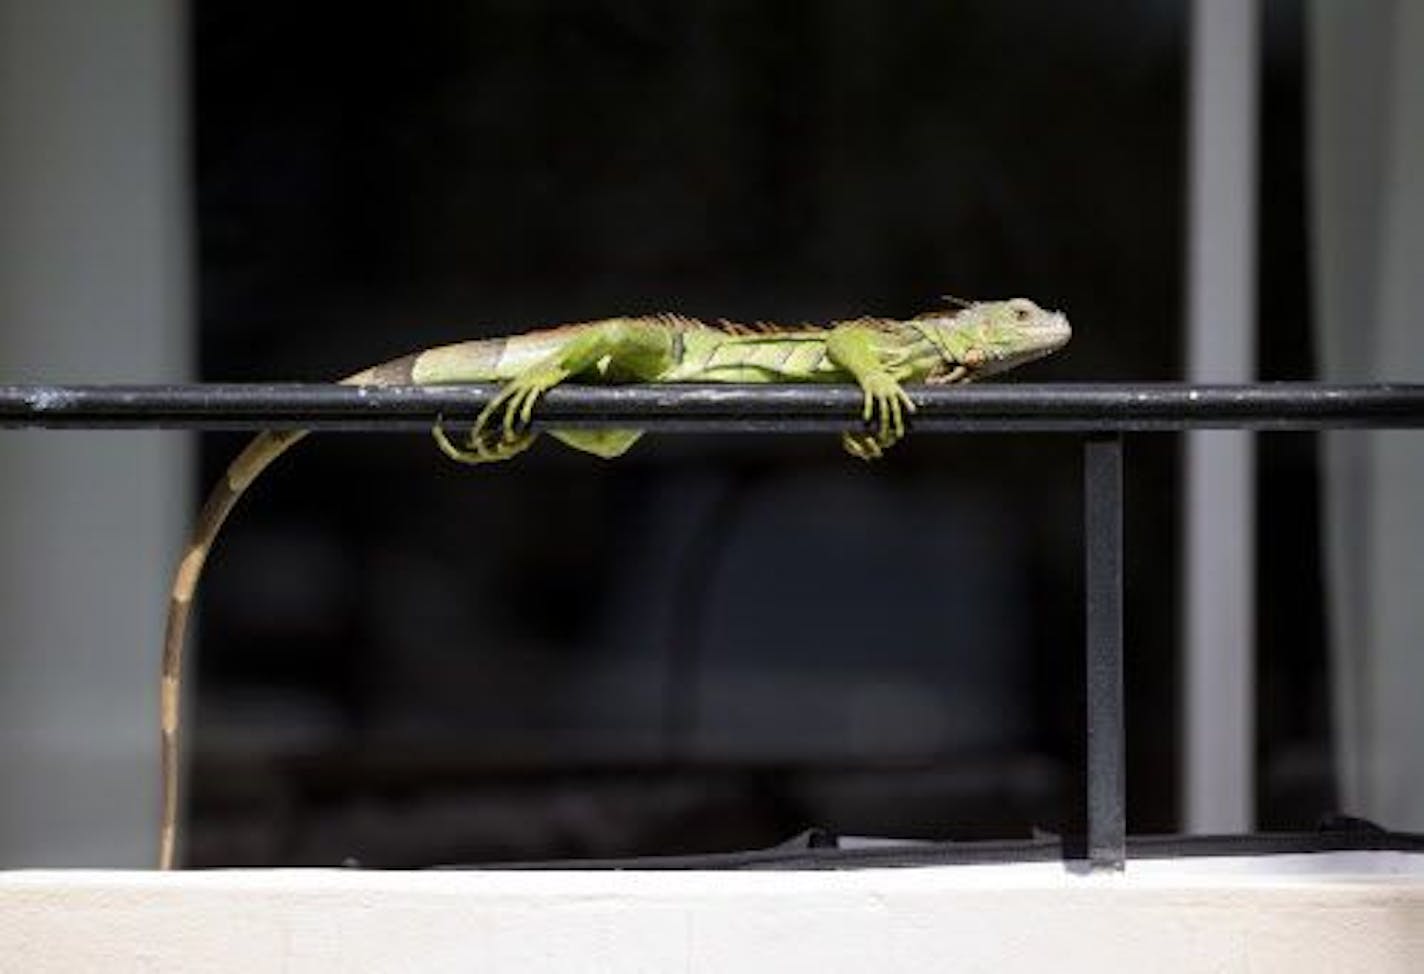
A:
[157, 298, 1070, 869]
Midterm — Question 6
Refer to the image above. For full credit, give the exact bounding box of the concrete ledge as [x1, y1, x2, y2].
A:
[3, 855, 1424, 972]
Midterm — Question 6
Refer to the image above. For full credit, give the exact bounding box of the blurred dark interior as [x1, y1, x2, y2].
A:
[189, 0, 1329, 867]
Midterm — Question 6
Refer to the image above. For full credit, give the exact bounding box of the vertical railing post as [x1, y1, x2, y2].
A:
[1084, 434, 1127, 870]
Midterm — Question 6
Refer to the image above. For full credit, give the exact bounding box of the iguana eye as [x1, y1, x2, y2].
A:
[1013, 305, 1032, 321]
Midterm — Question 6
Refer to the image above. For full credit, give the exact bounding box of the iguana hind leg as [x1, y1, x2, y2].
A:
[444, 319, 674, 462]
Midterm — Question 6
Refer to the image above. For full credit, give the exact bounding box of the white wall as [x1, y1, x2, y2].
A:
[1311, 0, 1424, 831]
[0, 0, 190, 865]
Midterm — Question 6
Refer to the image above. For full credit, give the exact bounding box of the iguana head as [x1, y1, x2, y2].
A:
[914, 298, 1071, 382]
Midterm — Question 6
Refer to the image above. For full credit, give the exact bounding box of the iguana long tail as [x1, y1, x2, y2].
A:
[158, 428, 305, 869]
[157, 328, 622, 868]
[157, 353, 434, 870]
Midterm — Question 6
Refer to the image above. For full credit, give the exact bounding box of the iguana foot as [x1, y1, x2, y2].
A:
[433, 415, 536, 465]
[842, 373, 915, 459]
[857, 372, 916, 444]
[473, 367, 566, 443]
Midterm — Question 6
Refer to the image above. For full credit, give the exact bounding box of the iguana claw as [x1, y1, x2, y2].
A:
[432, 414, 535, 465]
[841, 431, 885, 461]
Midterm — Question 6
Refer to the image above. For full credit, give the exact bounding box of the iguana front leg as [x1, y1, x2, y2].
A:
[826, 323, 917, 460]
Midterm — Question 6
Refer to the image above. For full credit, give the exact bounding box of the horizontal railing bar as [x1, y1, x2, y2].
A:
[2, 383, 1423, 432]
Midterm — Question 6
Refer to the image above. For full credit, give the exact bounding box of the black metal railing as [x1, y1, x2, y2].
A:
[3, 382, 1424, 431]
[5, 381, 1424, 870]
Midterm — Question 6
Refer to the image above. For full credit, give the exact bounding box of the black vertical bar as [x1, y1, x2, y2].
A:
[1085, 434, 1126, 869]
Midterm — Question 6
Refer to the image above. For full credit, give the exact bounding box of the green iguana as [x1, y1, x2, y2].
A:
[158, 297, 1070, 868]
